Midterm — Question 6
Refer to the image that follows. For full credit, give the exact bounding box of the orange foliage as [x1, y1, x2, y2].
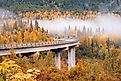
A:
[18, 31, 22, 44]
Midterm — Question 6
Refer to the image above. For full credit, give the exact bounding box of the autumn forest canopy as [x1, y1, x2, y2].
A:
[0, 0, 121, 81]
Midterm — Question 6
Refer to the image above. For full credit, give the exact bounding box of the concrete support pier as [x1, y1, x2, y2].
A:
[55, 51, 61, 69]
[54, 47, 76, 70]
[68, 47, 76, 70]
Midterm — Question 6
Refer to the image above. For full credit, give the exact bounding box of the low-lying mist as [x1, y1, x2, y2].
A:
[0, 8, 16, 24]
[30, 14, 121, 36]
[0, 7, 121, 36]
[0, 8, 16, 18]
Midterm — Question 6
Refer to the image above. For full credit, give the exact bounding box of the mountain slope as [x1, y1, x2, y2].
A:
[0, 0, 120, 13]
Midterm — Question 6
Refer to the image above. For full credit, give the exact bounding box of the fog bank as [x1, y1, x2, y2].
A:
[29, 14, 121, 35]
[0, 8, 16, 24]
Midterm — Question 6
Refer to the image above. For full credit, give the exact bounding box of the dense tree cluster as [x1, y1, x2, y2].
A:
[0, 19, 54, 44]
[19, 10, 121, 21]
[0, 0, 120, 13]
[20, 10, 99, 20]
[76, 35, 121, 80]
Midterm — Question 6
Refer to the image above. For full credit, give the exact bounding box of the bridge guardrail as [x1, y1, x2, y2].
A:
[0, 39, 79, 50]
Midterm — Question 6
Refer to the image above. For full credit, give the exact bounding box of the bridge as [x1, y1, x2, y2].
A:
[0, 39, 79, 70]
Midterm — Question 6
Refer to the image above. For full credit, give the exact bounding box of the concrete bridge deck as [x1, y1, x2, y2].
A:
[0, 39, 79, 70]
[0, 39, 79, 55]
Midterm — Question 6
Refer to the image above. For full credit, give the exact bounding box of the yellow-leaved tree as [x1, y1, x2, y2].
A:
[24, 30, 30, 43]
[17, 31, 22, 44]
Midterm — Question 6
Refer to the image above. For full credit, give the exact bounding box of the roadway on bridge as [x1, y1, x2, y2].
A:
[0, 39, 79, 56]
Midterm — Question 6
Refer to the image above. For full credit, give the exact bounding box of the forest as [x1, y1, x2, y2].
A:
[0, 0, 121, 81]
[0, 7, 121, 81]
[0, 19, 54, 44]
[0, 34, 121, 81]
[0, 0, 120, 13]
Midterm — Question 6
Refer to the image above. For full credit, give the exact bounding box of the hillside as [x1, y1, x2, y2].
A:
[0, 0, 120, 13]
